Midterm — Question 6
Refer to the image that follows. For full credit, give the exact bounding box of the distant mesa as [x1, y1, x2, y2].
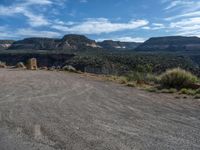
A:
[1, 35, 200, 52]
[2, 34, 141, 51]
[135, 36, 200, 51]
[8, 34, 102, 51]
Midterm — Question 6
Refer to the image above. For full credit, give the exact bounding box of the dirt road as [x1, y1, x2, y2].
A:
[0, 69, 200, 150]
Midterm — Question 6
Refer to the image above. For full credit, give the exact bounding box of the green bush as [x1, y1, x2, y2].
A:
[196, 88, 200, 94]
[194, 94, 200, 99]
[145, 87, 159, 93]
[160, 68, 198, 89]
[179, 88, 196, 95]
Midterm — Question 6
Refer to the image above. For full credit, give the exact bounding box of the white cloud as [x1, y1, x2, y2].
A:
[23, 0, 53, 6]
[165, 11, 200, 21]
[142, 26, 150, 30]
[16, 28, 61, 37]
[141, 23, 165, 30]
[162, 0, 200, 36]
[23, 11, 50, 27]
[163, 0, 200, 12]
[168, 17, 200, 37]
[0, 26, 15, 39]
[0, 26, 61, 39]
[0, 1, 50, 27]
[52, 18, 149, 34]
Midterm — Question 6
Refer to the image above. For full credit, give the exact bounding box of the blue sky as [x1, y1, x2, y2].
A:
[0, 0, 200, 42]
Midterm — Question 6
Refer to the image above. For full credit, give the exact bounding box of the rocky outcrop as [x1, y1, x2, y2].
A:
[0, 40, 15, 50]
[98, 40, 141, 50]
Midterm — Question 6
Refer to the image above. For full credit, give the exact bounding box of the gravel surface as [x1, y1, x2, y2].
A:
[0, 69, 200, 150]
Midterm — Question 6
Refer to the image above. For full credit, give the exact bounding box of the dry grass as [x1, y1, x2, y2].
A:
[159, 68, 199, 89]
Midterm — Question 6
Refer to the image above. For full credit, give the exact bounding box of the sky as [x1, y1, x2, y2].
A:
[0, 0, 200, 42]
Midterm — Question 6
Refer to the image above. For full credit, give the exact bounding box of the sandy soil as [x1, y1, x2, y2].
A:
[0, 69, 200, 150]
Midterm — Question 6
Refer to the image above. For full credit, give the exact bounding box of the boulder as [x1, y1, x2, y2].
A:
[48, 66, 56, 71]
[16, 62, 26, 69]
[62, 65, 77, 72]
[40, 66, 48, 70]
[0, 61, 6, 68]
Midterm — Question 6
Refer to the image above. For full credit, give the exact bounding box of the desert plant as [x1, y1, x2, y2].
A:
[126, 82, 136, 87]
[125, 72, 158, 84]
[194, 94, 200, 99]
[179, 88, 196, 95]
[160, 88, 177, 93]
[145, 87, 159, 93]
[159, 68, 199, 89]
[196, 88, 200, 94]
[107, 76, 128, 84]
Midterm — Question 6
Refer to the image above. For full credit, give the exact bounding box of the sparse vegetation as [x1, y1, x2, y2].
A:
[107, 75, 128, 84]
[194, 94, 200, 99]
[160, 88, 177, 93]
[126, 82, 137, 87]
[179, 88, 196, 95]
[145, 87, 159, 93]
[159, 68, 199, 89]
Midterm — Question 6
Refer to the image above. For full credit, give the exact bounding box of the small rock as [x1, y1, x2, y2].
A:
[62, 65, 77, 72]
[16, 62, 26, 69]
[40, 66, 48, 70]
[49, 66, 56, 71]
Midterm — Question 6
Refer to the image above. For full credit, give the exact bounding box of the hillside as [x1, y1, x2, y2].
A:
[136, 36, 200, 51]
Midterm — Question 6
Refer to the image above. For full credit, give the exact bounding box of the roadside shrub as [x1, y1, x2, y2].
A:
[194, 94, 200, 99]
[125, 72, 157, 84]
[196, 88, 200, 94]
[145, 87, 159, 93]
[160, 88, 177, 93]
[179, 88, 196, 95]
[107, 76, 128, 84]
[117, 76, 128, 84]
[160, 68, 198, 89]
[126, 82, 136, 87]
